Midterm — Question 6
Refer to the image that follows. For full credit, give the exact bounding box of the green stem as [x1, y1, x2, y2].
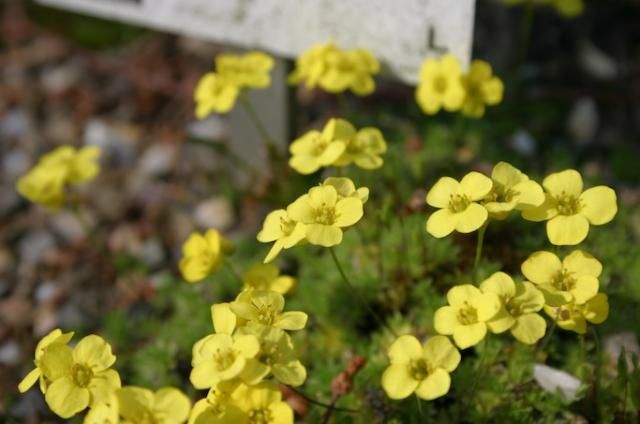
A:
[70, 204, 92, 236]
[473, 224, 487, 279]
[538, 317, 557, 355]
[223, 259, 243, 285]
[578, 334, 586, 380]
[286, 386, 358, 414]
[239, 94, 278, 150]
[329, 247, 396, 336]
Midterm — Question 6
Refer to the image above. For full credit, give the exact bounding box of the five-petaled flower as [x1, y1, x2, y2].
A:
[382, 335, 461, 400]
[461, 60, 504, 118]
[416, 54, 466, 115]
[482, 162, 545, 220]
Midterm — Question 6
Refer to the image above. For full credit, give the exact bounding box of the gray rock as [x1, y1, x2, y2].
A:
[567, 97, 598, 145]
[50, 211, 86, 242]
[0, 109, 31, 139]
[604, 332, 640, 370]
[187, 115, 227, 141]
[40, 62, 81, 94]
[578, 41, 618, 81]
[2, 149, 30, 178]
[138, 143, 176, 177]
[510, 129, 536, 157]
[0, 339, 21, 365]
[533, 363, 581, 402]
[138, 238, 165, 269]
[193, 197, 234, 231]
[18, 231, 56, 264]
[34, 281, 59, 304]
[84, 118, 136, 166]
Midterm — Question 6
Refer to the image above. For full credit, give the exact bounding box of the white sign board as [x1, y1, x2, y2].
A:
[36, 0, 475, 84]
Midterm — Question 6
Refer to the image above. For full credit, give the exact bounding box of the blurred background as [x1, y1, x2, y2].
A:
[1, 0, 639, 422]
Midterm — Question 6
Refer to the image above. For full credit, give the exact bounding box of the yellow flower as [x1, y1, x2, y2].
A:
[190, 333, 266, 389]
[233, 381, 294, 424]
[287, 185, 364, 247]
[522, 169, 617, 245]
[544, 293, 609, 334]
[521, 250, 602, 306]
[116, 386, 191, 424]
[320, 48, 379, 95]
[16, 145, 101, 209]
[321, 177, 369, 203]
[416, 54, 465, 115]
[216, 51, 274, 89]
[289, 42, 380, 95]
[461, 60, 504, 118]
[242, 263, 296, 295]
[39, 145, 102, 184]
[381, 335, 460, 400]
[480, 273, 547, 344]
[482, 162, 545, 220]
[231, 290, 308, 331]
[84, 397, 119, 424]
[194, 72, 239, 118]
[257, 209, 306, 263]
[179, 229, 233, 283]
[16, 164, 67, 209]
[18, 328, 74, 393]
[334, 127, 387, 170]
[39, 335, 121, 419]
[288, 42, 336, 89]
[425, 172, 493, 238]
[288, 118, 353, 174]
[188, 382, 245, 424]
[434, 284, 501, 349]
[236, 325, 307, 386]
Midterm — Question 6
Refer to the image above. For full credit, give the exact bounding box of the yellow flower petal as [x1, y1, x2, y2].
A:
[547, 214, 589, 245]
[491, 162, 527, 188]
[73, 335, 116, 371]
[487, 308, 516, 334]
[257, 210, 288, 242]
[305, 223, 343, 247]
[334, 198, 363, 227]
[89, 369, 121, 407]
[514, 180, 545, 209]
[286, 196, 315, 223]
[211, 303, 236, 335]
[275, 312, 308, 331]
[423, 336, 460, 372]
[387, 335, 422, 364]
[381, 364, 419, 399]
[543, 169, 583, 197]
[453, 323, 487, 349]
[426, 209, 456, 238]
[521, 251, 561, 285]
[580, 186, 617, 225]
[18, 368, 40, 393]
[154, 388, 191, 423]
[583, 293, 609, 324]
[571, 275, 599, 304]
[45, 376, 90, 418]
[514, 282, 546, 313]
[415, 368, 451, 400]
[521, 194, 558, 222]
[269, 401, 294, 424]
[454, 203, 488, 233]
[459, 172, 493, 200]
[511, 313, 546, 344]
[480, 272, 516, 299]
[426, 177, 460, 208]
[272, 360, 307, 387]
[447, 284, 481, 307]
[240, 358, 270, 385]
[562, 250, 602, 278]
[434, 306, 459, 335]
[473, 293, 501, 321]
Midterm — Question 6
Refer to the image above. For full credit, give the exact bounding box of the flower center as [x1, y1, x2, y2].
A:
[433, 75, 448, 93]
[311, 135, 330, 156]
[314, 204, 338, 225]
[448, 194, 471, 213]
[71, 364, 93, 388]
[249, 408, 272, 424]
[489, 183, 518, 203]
[457, 303, 478, 325]
[213, 348, 237, 371]
[409, 358, 431, 381]
[551, 269, 576, 291]
[139, 410, 159, 424]
[253, 301, 277, 325]
[555, 192, 582, 215]
[506, 298, 523, 317]
[279, 217, 296, 236]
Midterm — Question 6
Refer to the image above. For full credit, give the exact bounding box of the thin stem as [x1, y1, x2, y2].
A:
[578, 334, 586, 380]
[473, 223, 487, 279]
[286, 386, 358, 414]
[223, 259, 243, 285]
[329, 247, 397, 336]
[416, 394, 424, 417]
[591, 327, 602, 422]
[517, 1, 536, 71]
[239, 94, 278, 149]
[538, 318, 558, 354]
[70, 204, 92, 236]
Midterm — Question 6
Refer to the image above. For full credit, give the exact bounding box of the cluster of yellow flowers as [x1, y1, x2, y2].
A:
[258, 176, 368, 261]
[16, 145, 101, 210]
[188, 263, 304, 423]
[18, 329, 190, 423]
[503, 0, 584, 17]
[288, 42, 380, 96]
[425, 163, 617, 246]
[288, 118, 387, 174]
[382, 162, 616, 402]
[194, 51, 274, 117]
[416, 54, 504, 118]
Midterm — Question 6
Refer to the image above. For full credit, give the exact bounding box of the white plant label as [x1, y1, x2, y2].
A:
[36, 0, 475, 84]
